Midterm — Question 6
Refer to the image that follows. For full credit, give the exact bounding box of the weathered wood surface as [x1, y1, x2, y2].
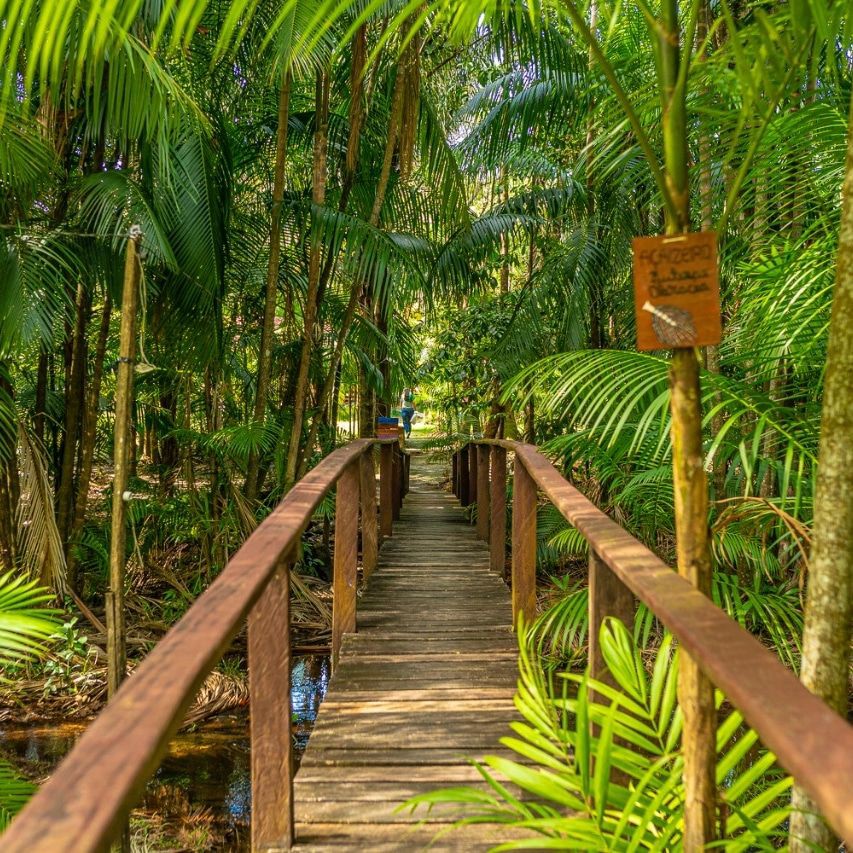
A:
[291, 451, 521, 851]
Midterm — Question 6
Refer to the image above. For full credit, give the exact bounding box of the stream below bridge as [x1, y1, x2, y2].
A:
[0, 655, 330, 850]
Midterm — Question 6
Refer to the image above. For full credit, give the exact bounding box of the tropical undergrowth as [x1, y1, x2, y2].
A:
[0, 572, 60, 828]
[405, 618, 791, 851]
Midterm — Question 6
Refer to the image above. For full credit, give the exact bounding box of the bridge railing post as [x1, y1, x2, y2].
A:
[451, 451, 458, 497]
[489, 446, 507, 579]
[588, 548, 635, 686]
[476, 444, 490, 541]
[511, 458, 537, 625]
[249, 556, 294, 851]
[380, 442, 393, 538]
[332, 460, 360, 670]
[360, 449, 378, 582]
[403, 452, 410, 496]
[458, 445, 470, 506]
[391, 446, 402, 521]
[468, 443, 477, 513]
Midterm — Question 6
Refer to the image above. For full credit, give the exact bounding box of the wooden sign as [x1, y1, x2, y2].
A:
[632, 231, 720, 350]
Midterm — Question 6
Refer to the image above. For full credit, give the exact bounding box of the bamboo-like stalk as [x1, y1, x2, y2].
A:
[301, 54, 406, 468]
[284, 70, 330, 489]
[56, 283, 89, 553]
[789, 86, 853, 853]
[107, 229, 141, 700]
[245, 70, 292, 502]
[660, 0, 717, 846]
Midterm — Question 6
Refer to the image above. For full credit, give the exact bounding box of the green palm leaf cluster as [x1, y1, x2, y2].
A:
[0, 573, 59, 673]
[0, 572, 59, 825]
[406, 618, 791, 851]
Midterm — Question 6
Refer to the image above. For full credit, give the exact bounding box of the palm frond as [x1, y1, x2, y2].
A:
[0, 572, 60, 673]
[15, 424, 66, 594]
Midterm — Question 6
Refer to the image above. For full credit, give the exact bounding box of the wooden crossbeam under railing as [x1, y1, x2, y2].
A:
[2, 438, 409, 853]
[451, 438, 853, 844]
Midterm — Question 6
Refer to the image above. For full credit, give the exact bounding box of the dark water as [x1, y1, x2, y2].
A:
[0, 655, 330, 850]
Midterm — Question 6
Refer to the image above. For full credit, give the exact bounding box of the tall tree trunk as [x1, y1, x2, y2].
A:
[0, 368, 17, 571]
[358, 362, 374, 439]
[661, 0, 716, 846]
[524, 398, 535, 444]
[56, 283, 90, 557]
[788, 91, 853, 853]
[305, 56, 405, 460]
[314, 26, 367, 312]
[329, 361, 343, 442]
[245, 71, 292, 501]
[284, 70, 330, 489]
[107, 231, 141, 700]
[500, 168, 511, 294]
[365, 59, 408, 421]
[34, 349, 48, 446]
[696, 0, 727, 500]
[157, 383, 179, 492]
[66, 292, 112, 588]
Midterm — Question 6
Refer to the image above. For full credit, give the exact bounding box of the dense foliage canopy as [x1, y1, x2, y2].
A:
[0, 0, 850, 848]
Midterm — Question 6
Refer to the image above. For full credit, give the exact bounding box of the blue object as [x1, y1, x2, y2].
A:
[377, 416, 400, 425]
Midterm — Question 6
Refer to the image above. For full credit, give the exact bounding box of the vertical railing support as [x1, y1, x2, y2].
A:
[451, 452, 458, 497]
[476, 444, 490, 541]
[249, 558, 293, 851]
[380, 442, 393, 538]
[511, 459, 537, 625]
[458, 445, 470, 506]
[332, 461, 359, 670]
[588, 549, 635, 685]
[468, 443, 477, 516]
[403, 452, 410, 496]
[392, 447, 402, 521]
[360, 449, 378, 581]
[489, 446, 507, 579]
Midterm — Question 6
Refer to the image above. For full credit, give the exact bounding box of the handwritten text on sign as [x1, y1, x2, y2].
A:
[632, 232, 720, 350]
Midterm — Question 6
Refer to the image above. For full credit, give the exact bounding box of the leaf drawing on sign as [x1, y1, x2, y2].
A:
[642, 301, 698, 347]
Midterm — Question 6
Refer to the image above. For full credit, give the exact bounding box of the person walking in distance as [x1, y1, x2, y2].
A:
[400, 387, 416, 439]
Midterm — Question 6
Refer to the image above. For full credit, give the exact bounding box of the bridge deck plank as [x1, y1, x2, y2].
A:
[291, 452, 522, 851]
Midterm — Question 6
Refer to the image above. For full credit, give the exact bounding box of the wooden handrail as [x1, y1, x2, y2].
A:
[453, 439, 853, 842]
[3, 438, 408, 853]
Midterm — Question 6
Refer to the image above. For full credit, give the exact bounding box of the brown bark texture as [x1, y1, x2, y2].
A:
[788, 92, 853, 853]
[245, 71, 292, 501]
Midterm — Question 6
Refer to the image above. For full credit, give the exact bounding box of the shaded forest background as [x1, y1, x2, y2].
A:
[0, 0, 851, 848]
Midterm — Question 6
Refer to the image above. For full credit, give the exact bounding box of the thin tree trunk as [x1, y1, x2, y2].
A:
[696, 0, 727, 497]
[314, 27, 367, 311]
[304, 59, 405, 462]
[107, 232, 141, 699]
[500, 168, 511, 293]
[0, 368, 16, 571]
[245, 71, 291, 501]
[788, 91, 853, 853]
[358, 362, 373, 439]
[66, 291, 112, 588]
[34, 349, 48, 445]
[56, 283, 90, 555]
[0, 467, 14, 572]
[182, 374, 196, 495]
[284, 70, 330, 489]
[524, 398, 535, 444]
[661, 0, 716, 846]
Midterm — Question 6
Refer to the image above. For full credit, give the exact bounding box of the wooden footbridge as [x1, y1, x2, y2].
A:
[4, 440, 853, 851]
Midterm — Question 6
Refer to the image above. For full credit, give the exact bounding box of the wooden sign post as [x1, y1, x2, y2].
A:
[633, 229, 720, 847]
[633, 232, 720, 350]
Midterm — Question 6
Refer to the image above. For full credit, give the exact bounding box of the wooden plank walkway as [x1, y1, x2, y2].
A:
[291, 450, 524, 851]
